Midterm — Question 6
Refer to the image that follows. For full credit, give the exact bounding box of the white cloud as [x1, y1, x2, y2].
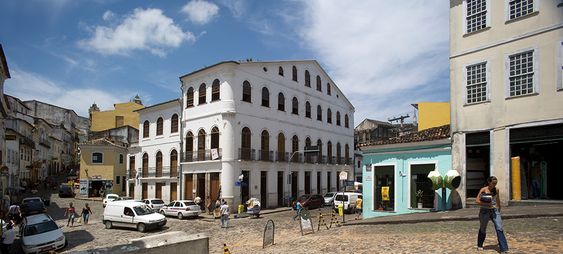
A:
[218, 0, 246, 18]
[181, 0, 219, 25]
[79, 8, 195, 56]
[4, 68, 131, 117]
[294, 1, 450, 124]
[102, 10, 114, 21]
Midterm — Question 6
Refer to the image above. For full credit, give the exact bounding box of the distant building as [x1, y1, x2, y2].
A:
[449, 0, 563, 206]
[0, 44, 10, 200]
[355, 119, 395, 146]
[79, 138, 128, 197]
[412, 102, 450, 131]
[89, 96, 144, 132]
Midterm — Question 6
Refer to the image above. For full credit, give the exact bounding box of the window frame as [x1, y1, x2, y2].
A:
[261, 87, 270, 107]
[305, 101, 311, 118]
[92, 152, 103, 164]
[278, 93, 285, 111]
[463, 0, 490, 35]
[156, 117, 164, 136]
[242, 81, 252, 103]
[211, 79, 220, 102]
[317, 105, 322, 121]
[305, 70, 311, 87]
[171, 114, 179, 133]
[292, 66, 298, 82]
[279, 66, 284, 76]
[504, 47, 539, 98]
[463, 60, 490, 105]
[292, 97, 299, 115]
[198, 83, 207, 105]
[316, 75, 322, 91]
[505, 0, 538, 22]
[143, 121, 150, 138]
[186, 87, 194, 108]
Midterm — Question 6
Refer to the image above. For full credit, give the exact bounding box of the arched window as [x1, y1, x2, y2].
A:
[241, 127, 251, 160]
[186, 87, 194, 107]
[292, 66, 297, 81]
[185, 131, 193, 162]
[327, 109, 332, 124]
[261, 130, 270, 161]
[262, 87, 270, 107]
[129, 155, 136, 178]
[211, 127, 219, 150]
[336, 143, 342, 164]
[143, 121, 150, 138]
[292, 135, 299, 162]
[278, 66, 284, 76]
[316, 76, 322, 91]
[305, 70, 311, 87]
[170, 150, 178, 177]
[92, 152, 103, 163]
[171, 114, 179, 133]
[316, 139, 323, 163]
[242, 81, 252, 102]
[345, 114, 349, 128]
[211, 79, 220, 101]
[198, 129, 206, 161]
[156, 117, 163, 136]
[156, 151, 163, 177]
[277, 133, 285, 161]
[142, 153, 149, 177]
[292, 97, 299, 115]
[305, 137, 312, 163]
[327, 141, 333, 164]
[305, 101, 311, 118]
[278, 93, 285, 111]
[317, 105, 322, 121]
[327, 83, 331, 95]
[336, 111, 341, 126]
[198, 83, 206, 104]
[345, 144, 350, 164]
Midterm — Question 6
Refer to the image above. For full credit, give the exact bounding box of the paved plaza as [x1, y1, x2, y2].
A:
[6, 191, 559, 254]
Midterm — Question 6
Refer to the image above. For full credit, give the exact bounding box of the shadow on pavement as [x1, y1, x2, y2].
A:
[64, 229, 95, 252]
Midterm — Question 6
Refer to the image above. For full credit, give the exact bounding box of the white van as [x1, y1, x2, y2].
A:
[333, 192, 362, 213]
[103, 201, 167, 232]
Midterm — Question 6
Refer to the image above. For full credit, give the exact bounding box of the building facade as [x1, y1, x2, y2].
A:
[128, 99, 181, 203]
[450, 0, 563, 206]
[89, 96, 144, 132]
[178, 60, 355, 209]
[0, 44, 11, 200]
[79, 138, 128, 197]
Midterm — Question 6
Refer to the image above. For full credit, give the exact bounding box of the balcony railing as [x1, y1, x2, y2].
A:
[182, 148, 222, 162]
[133, 166, 179, 178]
[239, 148, 255, 161]
[258, 150, 274, 162]
[276, 152, 289, 162]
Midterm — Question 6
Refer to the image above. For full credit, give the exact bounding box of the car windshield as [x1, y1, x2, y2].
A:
[133, 206, 154, 215]
[152, 200, 164, 204]
[183, 201, 196, 206]
[335, 195, 348, 201]
[108, 196, 118, 200]
[23, 220, 59, 236]
[23, 198, 41, 204]
[298, 195, 310, 201]
[324, 193, 335, 198]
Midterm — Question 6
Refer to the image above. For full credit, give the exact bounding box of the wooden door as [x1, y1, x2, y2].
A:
[210, 173, 220, 201]
[142, 183, 148, 199]
[155, 183, 163, 199]
[184, 174, 193, 199]
[170, 183, 177, 202]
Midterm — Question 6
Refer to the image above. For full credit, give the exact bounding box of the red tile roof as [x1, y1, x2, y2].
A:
[360, 124, 450, 147]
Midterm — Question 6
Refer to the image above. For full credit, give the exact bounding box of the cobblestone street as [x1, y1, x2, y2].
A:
[25, 192, 559, 254]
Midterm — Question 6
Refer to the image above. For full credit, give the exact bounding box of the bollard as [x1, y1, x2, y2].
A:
[338, 203, 344, 216]
[238, 204, 244, 215]
[223, 243, 231, 254]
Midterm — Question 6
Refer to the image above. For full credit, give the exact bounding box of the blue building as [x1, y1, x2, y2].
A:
[360, 125, 452, 218]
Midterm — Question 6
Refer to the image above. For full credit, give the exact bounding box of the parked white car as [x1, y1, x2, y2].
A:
[159, 200, 201, 219]
[103, 201, 166, 232]
[333, 192, 362, 213]
[20, 213, 67, 254]
[143, 199, 165, 211]
[102, 194, 119, 208]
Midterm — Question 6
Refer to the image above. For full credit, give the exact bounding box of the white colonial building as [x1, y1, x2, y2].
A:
[179, 60, 355, 209]
[128, 99, 181, 203]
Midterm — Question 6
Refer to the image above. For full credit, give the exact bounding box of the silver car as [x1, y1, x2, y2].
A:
[159, 200, 201, 219]
[323, 192, 337, 206]
[143, 199, 165, 211]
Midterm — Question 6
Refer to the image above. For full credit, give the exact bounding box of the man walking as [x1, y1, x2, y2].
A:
[1, 222, 15, 254]
[220, 201, 229, 228]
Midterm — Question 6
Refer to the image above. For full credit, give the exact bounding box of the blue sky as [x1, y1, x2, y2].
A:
[0, 0, 449, 126]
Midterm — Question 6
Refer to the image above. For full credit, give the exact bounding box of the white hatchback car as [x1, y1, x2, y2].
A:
[143, 199, 165, 211]
[20, 213, 66, 254]
[102, 194, 119, 208]
[159, 200, 201, 219]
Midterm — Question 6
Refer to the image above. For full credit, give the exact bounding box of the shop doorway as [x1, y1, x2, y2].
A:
[170, 183, 177, 202]
[89, 180, 103, 197]
[241, 171, 250, 204]
[184, 174, 193, 200]
[291, 172, 298, 199]
[129, 183, 134, 197]
[410, 164, 434, 209]
[374, 165, 394, 211]
[327, 172, 332, 192]
[210, 173, 220, 202]
[277, 171, 284, 207]
[142, 183, 148, 199]
[510, 124, 563, 200]
[261, 171, 267, 208]
[197, 174, 206, 209]
[155, 183, 163, 199]
[466, 132, 490, 198]
[316, 172, 321, 194]
[304, 171, 311, 194]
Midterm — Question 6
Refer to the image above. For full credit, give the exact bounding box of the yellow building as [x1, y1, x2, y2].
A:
[89, 95, 144, 132]
[79, 138, 127, 197]
[414, 102, 450, 131]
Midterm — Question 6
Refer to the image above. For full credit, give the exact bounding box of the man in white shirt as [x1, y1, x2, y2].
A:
[220, 202, 229, 228]
[1, 223, 15, 253]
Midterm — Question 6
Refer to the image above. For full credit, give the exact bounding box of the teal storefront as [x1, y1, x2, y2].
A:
[361, 126, 454, 219]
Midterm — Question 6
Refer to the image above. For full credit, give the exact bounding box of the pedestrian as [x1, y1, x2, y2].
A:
[64, 202, 77, 227]
[476, 176, 509, 253]
[7, 205, 21, 225]
[354, 196, 363, 220]
[220, 201, 229, 228]
[214, 199, 221, 219]
[80, 203, 93, 225]
[1, 222, 15, 254]
[293, 201, 302, 221]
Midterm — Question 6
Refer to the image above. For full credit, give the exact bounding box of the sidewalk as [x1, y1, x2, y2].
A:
[344, 204, 563, 226]
[198, 206, 292, 221]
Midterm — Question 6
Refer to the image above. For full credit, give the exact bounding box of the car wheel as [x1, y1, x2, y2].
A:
[137, 223, 146, 233]
[178, 213, 184, 220]
[63, 239, 68, 248]
[160, 210, 165, 216]
[104, 221, 112, 229]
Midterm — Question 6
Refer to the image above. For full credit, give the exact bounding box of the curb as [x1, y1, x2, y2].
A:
[342, 212, 563, 226]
